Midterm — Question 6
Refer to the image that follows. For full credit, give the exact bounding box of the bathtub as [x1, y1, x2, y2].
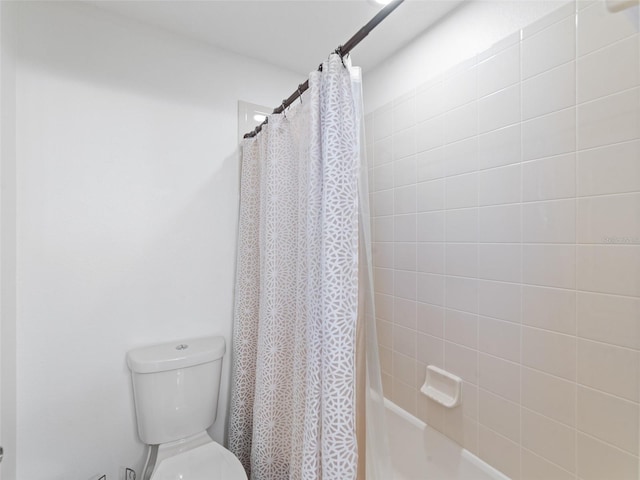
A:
[385, 399, 509, 480]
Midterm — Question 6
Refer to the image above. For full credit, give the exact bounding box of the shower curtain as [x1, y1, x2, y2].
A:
[229, 54, 391, 480]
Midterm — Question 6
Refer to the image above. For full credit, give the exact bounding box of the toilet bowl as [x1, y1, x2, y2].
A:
[143, 432, 246, 480]
[127, 336, 247, 480]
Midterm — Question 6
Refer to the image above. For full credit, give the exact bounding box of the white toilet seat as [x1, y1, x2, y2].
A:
[149, 434, 247, 480]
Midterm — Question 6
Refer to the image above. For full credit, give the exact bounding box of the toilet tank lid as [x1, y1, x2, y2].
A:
[127, 336, 226, 374]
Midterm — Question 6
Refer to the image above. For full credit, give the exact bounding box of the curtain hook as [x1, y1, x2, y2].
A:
[335, 45, 346, 67]
[298, 84, 304, 103]
[281, 100, 287, 119]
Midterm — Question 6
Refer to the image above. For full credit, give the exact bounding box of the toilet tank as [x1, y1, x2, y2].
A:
[127, 336, 226, 445]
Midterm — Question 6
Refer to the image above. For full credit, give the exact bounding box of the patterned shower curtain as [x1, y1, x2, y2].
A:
[229, 54, 362, 479]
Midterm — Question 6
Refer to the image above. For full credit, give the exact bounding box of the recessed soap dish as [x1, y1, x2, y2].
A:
[420, 365, 462, 408]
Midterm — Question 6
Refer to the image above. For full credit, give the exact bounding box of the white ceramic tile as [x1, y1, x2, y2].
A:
[477, 124, 522, 170]
[478, 204, 521, 243]
[577, 433, 639, 480]
[478, 164, 521, 206]
[478, 243, 522, 283]
[577, 35, 639, 103]
[522, 14, 576, 79]
[445, 276, 478, 314]
[416, 147, 445, 182]
[577, 338, 639, 401]
[522, 408, 576, 473]
[478, 84, 521, 134]
[393, 328, 418, 361]
[522, 326, 577, 380]
[479, 353, 520, 402]
[394, 155, 417, 187]
[416, 79, 446, 122]
[374, 136, 393, 166]
[479, 388, 521, 442]
[394, 214, 416, 242]
[373, 242, 394, 269]
[577, 140, 640, 196]
[417, 273, 445, 306]
[445, 341, 478, 384]
[373, 189, 395, 217]
[522, 2, 576, 37]
[393, 377, 417, 415]
[382, 372, 393, 398]
[444, 63, 477, 111]
[373, 163, 394, 192]
[577, 291, 640, 350]
[375, 293, 394, 321]
[522, 153, 576, 201]
[374, 267, 394, 295]
[395, 270, 417, 301]
[445, 243, 477, 278]
[521, 448, 575, 480]
[522, 367, 576, 427]
[577, 385, 639, 455]
[577, 1, 640, 56]
[394, 297, 417, 329]
[479, 316, 521, 362]
[374, 103, 393, 140]
[576, 245, 640, 297]
[365, 113, 374, 145]
[523, 244, 576, 289]
[445, 172, 478, 209]
[418, 333, 444, 368]
[478, 426, 521, 480]
[478, 31, 520, 62]
[416, 179, 444, 212]
[417, 302, 444, 337]
[393, 126, 417, 160]
[458, 381, 480, 421]
[393, 95, 416, 133]
[477, 43, 520, 98]
[522, 285, 576, 335]
[416, 243, 445, 274]
[379, 344, 392, 372]
[522, 61, 576, 120]
[394, 242, 416, 271]
[577, 193, 640, 244]
[444, 101, 478, 143]
[444, 137, 477, 177]
[444, 410, 479, 453]
[416, 115, 444, 153]
[522, 108, 576, 161]
[394, 185, 417, 214]
[373, 216, 394, 242]
[417, 211, 445, 242]
[445, 208, 478, 242]
[577, 87, 640, 150]
[445, 309, 478, 349]
[478, 280, 522, 323]
[523, 199, 576, 243]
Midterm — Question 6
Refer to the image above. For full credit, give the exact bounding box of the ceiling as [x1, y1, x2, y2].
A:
[89, 0, 465, 75]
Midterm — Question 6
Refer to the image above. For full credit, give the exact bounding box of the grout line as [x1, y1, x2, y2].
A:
[574, 8, 580, 472]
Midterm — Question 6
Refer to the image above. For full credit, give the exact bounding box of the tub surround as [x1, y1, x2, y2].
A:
[367, 1, 640, 478]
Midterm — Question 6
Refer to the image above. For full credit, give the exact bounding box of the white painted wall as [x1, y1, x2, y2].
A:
[14, 2, 300, 479]
[363, 0, 569, 112]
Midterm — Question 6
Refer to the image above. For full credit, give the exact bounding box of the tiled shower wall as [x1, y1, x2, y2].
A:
[366, 2, 640, 479]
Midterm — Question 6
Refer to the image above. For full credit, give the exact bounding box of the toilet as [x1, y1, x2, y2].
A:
[127, 336, 247, 480]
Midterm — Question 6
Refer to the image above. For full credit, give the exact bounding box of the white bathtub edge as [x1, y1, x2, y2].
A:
[383, 398, 511, 480]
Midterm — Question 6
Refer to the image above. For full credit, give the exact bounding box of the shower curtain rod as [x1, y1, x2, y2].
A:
[243, 0, 406, 139]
